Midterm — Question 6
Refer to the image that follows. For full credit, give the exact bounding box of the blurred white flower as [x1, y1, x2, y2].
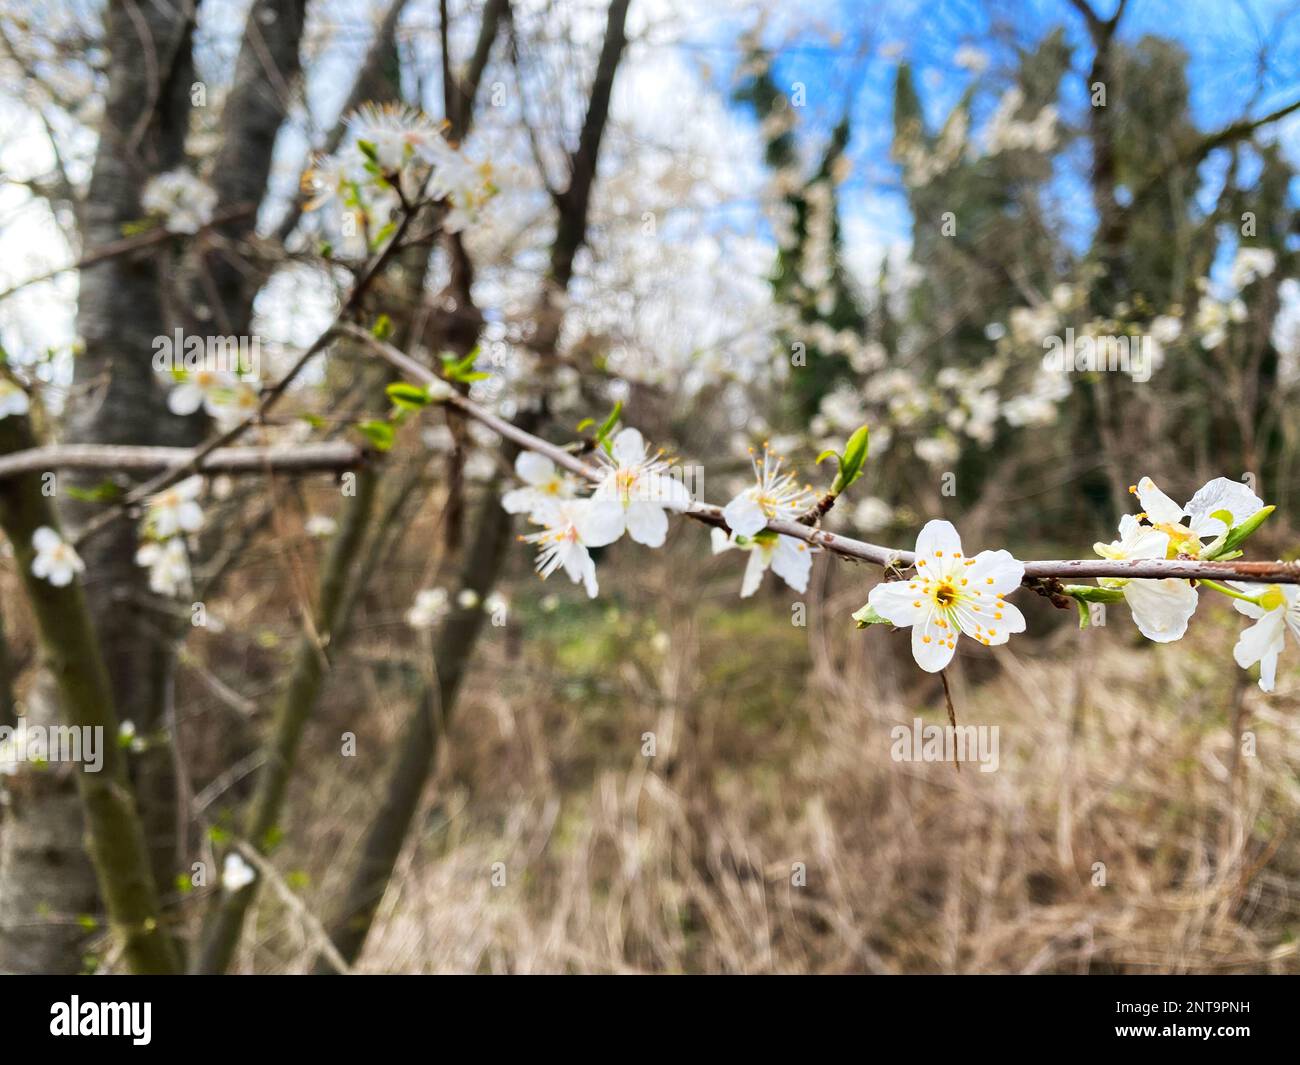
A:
[221, 852, 256, 892]
[457, 589, 480, 609]
[144, 476, 204, 538]
[167, 369, 237, 417]
[135, 538, 191, 597]
[1230, 247, 1276, 290]
[407, 588, 449, 630]
[1150, 314, 1182, 344]
[915, 435, 959, 467]
[346, 102, 442, 170]
[501, 452, 580, 522]
[853, 496, 894, 533]
[954, 44, 989, 73]
[305, 514, 337, 538]
[142, 168, 216, 234]
[0, 379, 30, 420]
[31, 527, 83, 587]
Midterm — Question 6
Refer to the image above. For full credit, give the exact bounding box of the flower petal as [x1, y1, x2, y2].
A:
[625, 501, 669, 547]
[911, 616, 957, 672]
[914, 519, 962, 562]
[867, 580, 929, 627]
[964, 549, 1024, 594]
[769, 535, 812, 593]
[740, 544, 769, 598]
[1233, 607, 1285, 675]
[515, 451, 555, 487]
[32, 526, 60, 553]
[610, 428, 646, 466]
[1134, 476, 1185, 525]
[167, 384, 203, 416]
[1122, 578, 1198, 643]
[722, 493, 767, 537]
[575, 500, 624, 547]
[501, 486, 539, 515]
[1185, 477, 1263, 539]
[647, 471, 692, 511]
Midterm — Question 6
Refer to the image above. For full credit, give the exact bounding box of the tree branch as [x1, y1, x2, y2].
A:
[340, 323, 1300, 587]
[0, 442, 364, 480]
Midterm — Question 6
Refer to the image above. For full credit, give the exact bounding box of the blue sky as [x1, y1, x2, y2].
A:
[692, 0, 1300, 267]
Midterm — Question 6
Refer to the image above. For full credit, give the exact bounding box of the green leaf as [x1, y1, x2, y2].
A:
[851, 602, 891, 628]
[1060, 584, 1126, 604]
[440, 347, 487, 384]
[597, 400, 623, 440]
[356, 419, 396, 452]
[1212, 505, 1275, 558]
[386, 381, 432, 411]
[831, 424, 870, 495]
[357, 139, 379, 164]
[592, 400, 623, 454]
[64, 480, 124, 503]
[816, 448, 839, 467]
[371, 313, 393, 339]
[575, 418, 595, 433]
[1076, 599, 1091, 629]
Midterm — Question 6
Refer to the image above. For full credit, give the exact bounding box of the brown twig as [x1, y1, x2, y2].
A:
[340, 321, 1300, 587]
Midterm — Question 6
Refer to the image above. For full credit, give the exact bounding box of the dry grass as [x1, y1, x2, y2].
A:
[235, 534, 1300, 974]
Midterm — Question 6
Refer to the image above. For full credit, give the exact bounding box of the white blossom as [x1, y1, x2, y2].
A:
[141, 168, 217, 234]
[31, 527, 84, 587]
[866, 519, 1026, 672]
[501, 452, 580, 522]
[221, 852, 256, 892]
[721, 443, 815, 538]
[143, 476, 204, 538]
[580, 429, 692, 549]
[407, 588, 449, 630]
[1093, 515, 1198, 642]
[1230, 247, 1276, 291]
[135, 538, 191, 597]
[305, 514, 337, 538]
[0, 379, 30, 420]
[712, 527, 814, 597]
[523, 499, 604, 598]
[1131, 475, 1263, 553]
[1228, 582, 1300, 691]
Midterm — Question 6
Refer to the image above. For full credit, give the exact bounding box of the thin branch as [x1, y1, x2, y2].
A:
[0, 442, 364, 480]
[340, 323, 1300, 587]
[0, 204, 256, 307]
[73, 196, 436, 550]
